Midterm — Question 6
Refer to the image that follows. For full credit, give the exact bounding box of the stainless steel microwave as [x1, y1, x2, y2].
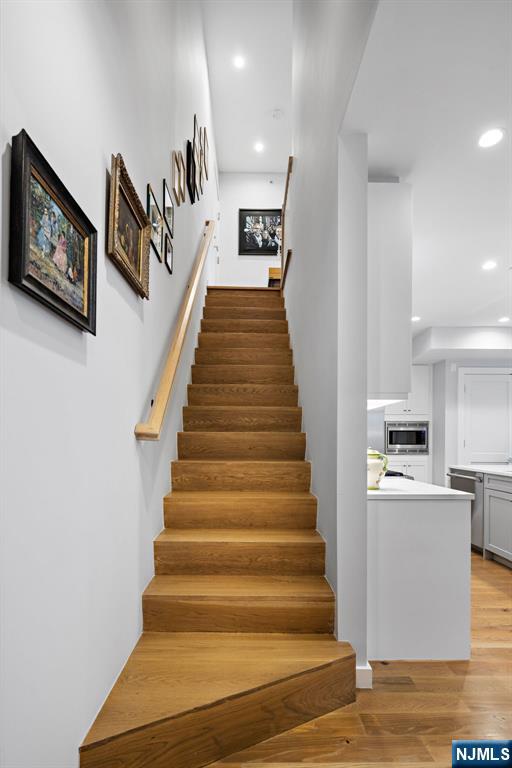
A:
[385, 421, 429, 455]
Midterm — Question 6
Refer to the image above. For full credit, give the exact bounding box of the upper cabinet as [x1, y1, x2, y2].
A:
[367, 182, 412, 400]
[385, 365, 432, 417]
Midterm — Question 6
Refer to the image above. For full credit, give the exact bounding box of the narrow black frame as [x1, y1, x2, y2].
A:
[162, 178, 174, 238]
[238, 208, 281, 256]
[147, 183, 163, 262]
[186, 140, 196, 204]
[164, 229, 173, 275]
[9, 129, 97, 334]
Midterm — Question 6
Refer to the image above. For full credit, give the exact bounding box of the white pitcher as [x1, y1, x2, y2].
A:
[367, 447, 388, 490]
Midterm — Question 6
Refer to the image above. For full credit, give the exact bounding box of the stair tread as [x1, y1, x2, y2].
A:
[164, 491, 316, 502]
[81, 632, 353, 749]
[156, 528, 323, 543]
[144, 575, 334, 599]
[208, 286, 281, 291]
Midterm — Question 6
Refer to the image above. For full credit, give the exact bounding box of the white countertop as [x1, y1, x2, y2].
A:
[368, 477, 474, 500]
[449, 464, 512, 478]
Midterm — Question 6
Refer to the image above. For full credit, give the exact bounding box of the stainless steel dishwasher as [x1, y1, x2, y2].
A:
[447, 469, 484, 552]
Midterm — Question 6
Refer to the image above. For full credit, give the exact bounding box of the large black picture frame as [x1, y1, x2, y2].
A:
[238, 208, 281, 256]
[9, 129, 97, 334]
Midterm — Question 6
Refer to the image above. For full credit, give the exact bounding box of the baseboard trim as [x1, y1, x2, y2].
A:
[356, 662, 373, 689]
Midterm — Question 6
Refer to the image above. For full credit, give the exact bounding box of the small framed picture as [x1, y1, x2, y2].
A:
[178, 151, 186, 203]
[194, 141, 201, 198]
[164, 230, 173, 275]
[162, 179, 174, 238]
[203, 127, 209, 180]
[186, 140, 196, 204]
[171, 151, 181, 207]
[147, 183, 163, 261]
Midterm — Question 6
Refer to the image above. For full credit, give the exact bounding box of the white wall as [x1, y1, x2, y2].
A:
[217, 172, 284, 286]
[338, 133, 370, 683]
[286, 0, 376, 603]
[0, 3, 218, 767]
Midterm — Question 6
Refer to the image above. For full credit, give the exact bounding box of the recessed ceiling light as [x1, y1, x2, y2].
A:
[411, 316, 421, 323]
[233, 55, 245, 69]
[254, 141, 264, 153]
[498, 316, 510, 323]
[478, 128, 504, 148]
[482, 260, 497, 271]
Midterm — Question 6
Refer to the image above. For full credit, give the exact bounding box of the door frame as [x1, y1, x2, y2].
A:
[457, 367, 512, 463]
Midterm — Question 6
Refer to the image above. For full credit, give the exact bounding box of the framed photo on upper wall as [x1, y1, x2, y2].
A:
[178, 151, 186, 203]
[164, 230, 173, 275]
[171, 151, 181, 207]
[238, 209, 281, 256]
[107, 153, 151, 299]
[186, 140, 196, 204]
[9, 129, 97, 334]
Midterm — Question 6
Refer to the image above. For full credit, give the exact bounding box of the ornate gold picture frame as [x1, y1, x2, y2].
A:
[107, 153, 150, 298]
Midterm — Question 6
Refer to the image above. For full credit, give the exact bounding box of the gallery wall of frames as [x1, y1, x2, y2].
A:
[8, 116, 210, 335]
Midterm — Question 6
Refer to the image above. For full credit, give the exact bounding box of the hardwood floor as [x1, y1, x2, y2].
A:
[210, 553, 512, 767]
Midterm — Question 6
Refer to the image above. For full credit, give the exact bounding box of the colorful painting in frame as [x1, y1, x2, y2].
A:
[107, 153, 151, 298]
[9, 129, 97, 333]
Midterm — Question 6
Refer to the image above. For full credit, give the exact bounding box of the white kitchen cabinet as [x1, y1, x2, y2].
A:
[367, 182, 412, 400]
[385, 365, 432, 417]
[459, 372, 512, 464]
[387, 458, 430, 482]
[484, 475, 512, 563]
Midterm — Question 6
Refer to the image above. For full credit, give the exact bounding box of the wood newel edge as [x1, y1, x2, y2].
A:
[280, 156, 293, 295]
[134, 220, 215, 441]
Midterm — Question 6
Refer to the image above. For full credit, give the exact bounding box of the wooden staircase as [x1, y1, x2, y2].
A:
[80, 287, 355, 768]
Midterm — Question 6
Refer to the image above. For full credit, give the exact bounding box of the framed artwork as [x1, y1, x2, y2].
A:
[203, 127, 209, 180]
[200, 128, 209, 179]
[9, 129, 97, 334]
[178, 151, 186, 203]
[171, 151, 181, 207]
[107, 153, 150, 299]
[186, 140, 196, 204]
[147, 184, 163, 261]
[238, 209, 282, 256]
[194, 141, 201, 198]
[163, 179, 174, 238]
[164, 230, 173, 275]
[193, 114, 199, 154]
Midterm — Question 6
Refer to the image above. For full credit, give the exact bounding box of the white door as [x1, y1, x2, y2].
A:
[461, 374, 512, 463]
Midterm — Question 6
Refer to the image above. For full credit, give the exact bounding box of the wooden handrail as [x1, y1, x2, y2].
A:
[280, 156, 293, 293]
[281, 249, 292, 292]
[135, 220, 215, 440]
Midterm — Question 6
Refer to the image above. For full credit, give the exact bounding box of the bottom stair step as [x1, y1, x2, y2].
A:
[80, 632, 355, 768]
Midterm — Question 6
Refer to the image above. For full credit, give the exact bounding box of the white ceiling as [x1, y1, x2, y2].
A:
[202, 0, 292, 173]
[344, 0, 512, 336]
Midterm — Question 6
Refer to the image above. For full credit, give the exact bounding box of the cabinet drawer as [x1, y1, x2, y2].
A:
[485, 474, 512, 494]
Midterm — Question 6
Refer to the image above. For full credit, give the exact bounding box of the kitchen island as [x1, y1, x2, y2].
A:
[367, 477, 473, 660]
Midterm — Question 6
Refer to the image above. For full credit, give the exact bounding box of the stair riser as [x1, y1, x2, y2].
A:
[177, 432, 306, 460]
[154, 542, 325, 575]
[207, 288, 281, 297]
[201, 319, 288, 334]
[195, 348, 293, 365]
[191, 365, 294, 384]
[164, 497, 317, 529]
[171, 462, 311, 491]
[79, 656, 355, 768]
[143, 597, 334, 633]
[182, 406, 302, 432]
[188, 384, 299, 406]
[203, 306, 286, 320]
[205, 295, 284, 308]
[198, 332, 290, 348]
